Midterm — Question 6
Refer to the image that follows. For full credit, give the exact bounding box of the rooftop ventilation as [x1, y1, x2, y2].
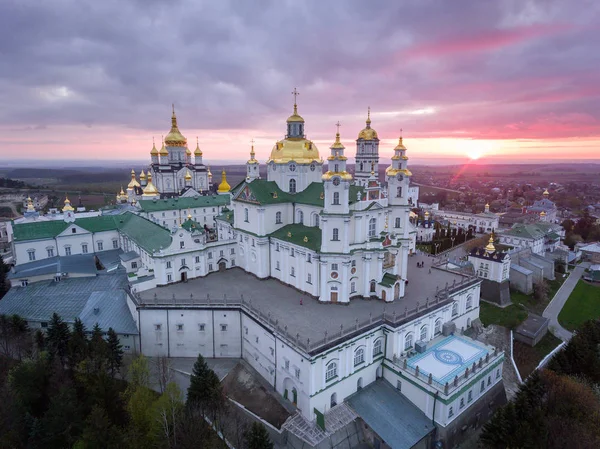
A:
[93, 307, 100, 315]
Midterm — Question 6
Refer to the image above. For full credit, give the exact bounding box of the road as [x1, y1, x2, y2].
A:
[543, 263, 589, 341]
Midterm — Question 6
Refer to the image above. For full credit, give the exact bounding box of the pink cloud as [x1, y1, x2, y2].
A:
[403, 24, 570, 60]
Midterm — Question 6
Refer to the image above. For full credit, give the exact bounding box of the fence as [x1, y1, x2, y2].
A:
[133, 276, 480, 355]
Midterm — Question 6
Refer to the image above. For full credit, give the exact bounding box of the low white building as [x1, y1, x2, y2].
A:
[498, 222, 564, 256]
[435, 205, 499, 234]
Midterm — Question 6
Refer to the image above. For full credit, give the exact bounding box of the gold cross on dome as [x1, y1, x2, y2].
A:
[335, 121, 341, 134]
[250, 138, 255, 146]
[400, 128, 403, 137]
[291, 87, 300, 105]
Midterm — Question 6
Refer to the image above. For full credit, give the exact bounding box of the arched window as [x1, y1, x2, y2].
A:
[434, 319, 442, 336]
[297, 210, 304, 224]
[244, 208, 249, 223]
[276, 211, 282, 224]
[354, 347, 365, 366]
[357, 378, 363, 390]
[420, 325, 428, 342]
[332, 228, 339, 241]
[330, 392, 337, 407]
[370, 280, 376, 293]
[326, 361, 338, 381]
[368, 218, 376, 237]
[452, 302, 458, 316]
[360, 162, 364, 171]
[333, 192, 340, 205]
[404, 333, 414, 351]
[289, 179, 296, 193]
[373, 338, 383, 357]
[466, 295, 473, 309]
[395, 217, 401, 228]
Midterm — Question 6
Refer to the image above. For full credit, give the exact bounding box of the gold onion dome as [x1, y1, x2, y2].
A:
[331, 131, 345, 150]
[63, 195, 75, 212]
[127, 169, 140, 189]
[394, 136, 407, 150]
[164, 105, 187, 147]
[150, 138, 158, 155]
[139, 169, 146, 180]
[543, 188, 549, 196]
[143, 173, 159, 196]
[26, 197, 35, 211]
[194, 137, 202, 156]
[217, 169, 231, 193]
[286, 103, 305, 123]
[159, 137, 168, 156]
[485, 233, 496, 253]
[358, 107, 378, 140]
[540, 211, 547, 216]
[248, 142, 258, 164]
[185, 170, 192, 181]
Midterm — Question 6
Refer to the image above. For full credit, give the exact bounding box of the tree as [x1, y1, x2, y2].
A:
[74, 406, 124, 449]
[46, 313, 71, 365]
[36, 385, 84, 449]
[0, 314, 30, 359]
[0, 255, 10, 300]
[106, 328, 123, 378]
[89, 323, 108, 372]
[155, 354, 173, 394]
[187, 354, 210, 412]
[128, 354, 150, 390]
[533, 280, 550, 303]
[152, 382, 184, 448]
[245, 422, 274, 449]
[8, 355, 51, 418]
[69, 318, 89, 371]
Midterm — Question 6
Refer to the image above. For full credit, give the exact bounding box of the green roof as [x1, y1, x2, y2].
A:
[117, 213, 172, 253]
[235, 180, 365, 207]
[269, 224, 322, 252]
[379, 273, 399, 287]
[13, 220, 69, 241]
[13, 212, 172, 254]
[503, 223, 555, 240]
[138, 195, 229, 212]
[216, 209, 234, 224]
[547, 232, 560, 240]
[181, 218, 203, 232]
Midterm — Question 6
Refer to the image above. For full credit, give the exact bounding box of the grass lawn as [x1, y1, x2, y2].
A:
[513, 332, 563, 378]
[558, 280, 600, 331]
[479, 301, 528, 329]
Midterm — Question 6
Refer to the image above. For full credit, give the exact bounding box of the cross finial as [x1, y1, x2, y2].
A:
[172, 103, 175, 114]
[400, 127, 403, 138]
[291, 87, 299, 106]
[250, 138, 255, 146]
[368, 106, 371, 120]
[335, 121, 341, 134]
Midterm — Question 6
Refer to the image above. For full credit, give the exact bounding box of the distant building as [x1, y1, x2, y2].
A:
[434, 204, 499, 233]
[468, 234, 511, 306]
[498, 222, 564, 256]
[525, 189, 557, 223]
[580, 242, 600, 264]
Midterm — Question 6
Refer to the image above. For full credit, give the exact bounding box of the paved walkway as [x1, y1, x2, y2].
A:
[543, 263, 589, 341]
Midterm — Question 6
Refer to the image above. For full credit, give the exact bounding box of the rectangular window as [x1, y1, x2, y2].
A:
[181, 258, 186, 266]
[166, 261, 172, 268]
[47, 248, 54, 258]
[180, 241, 185, 249]
[65, 247, 71, 256]
[285, 360, 290, 370]
[307, 253, 311, 263]
[28, 251, 36, 261]
[295, 368, 300, 379]
[208, 252, 213, 259]
[220, 324, 227, 331]
[209, 264, 213, 271]
[198, 324, 205, 331]
[351, 282, 356, 293]
[155, 324, 162, 331]
[276, 261, 280, 271]
[307, 273, 312, 284]
[113, 240, 119, 249]
[220, 250, 224, 257]
[332, 228, 339, 241]
[231, 259, 235, 266]
[276, 243, 279, 252]
[97, 242, 103, 251]
[397, 186, 402, 198]
[331, 263, 338, 271]
[41, 322, 48, 328]
[291, 248, 295, 257]
[468, 390, 473, 402]
[351, 259, 356, 267]
[72, 228, 77, 233]
[131, 262, 138, 269]
[176, 324, 184, 331]
[167, 274, 172, 282]
[82, 244, 88, 254]
[195, 256, 200, 263]
[290, 267, 295, 277]
[396, 380, 402, 391]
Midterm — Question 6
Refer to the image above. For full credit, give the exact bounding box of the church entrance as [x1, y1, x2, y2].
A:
[218, 262, 226, 272]
[394, 283, 400, 300]
[381, 291, 386, 301]
[180, 272, 187, 282]
[330, 292, 338, 303]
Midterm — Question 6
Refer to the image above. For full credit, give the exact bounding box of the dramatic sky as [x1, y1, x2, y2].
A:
[0, 0, 599, 164]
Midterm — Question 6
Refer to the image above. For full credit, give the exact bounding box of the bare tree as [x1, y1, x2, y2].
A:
[154, 354, 173, 394]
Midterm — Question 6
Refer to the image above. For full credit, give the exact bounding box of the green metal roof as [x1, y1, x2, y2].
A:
[216, 209, 234, 224]
[117, 213, 172, 253]
[269, 224, 322, 252]
[138, 195, 229, 212]
[379, 272, 399, 287]
[76, 215, 122, 233]
[13, 220, 69, 241]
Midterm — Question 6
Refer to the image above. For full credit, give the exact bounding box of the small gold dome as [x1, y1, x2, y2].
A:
[330, 131, 345, 150]
[394, 137, 407, 151]
[543, 188, 549, 196]
[127, 169, 140, 189]
[139, 169, 146, 180]
[150, 138, 159, 156]
[194, 137, 202, 156]
[186, 147, 191, 155]
[185, 170, 192, 181]
[357, 107, 378, 140]
[63, 196, 75, 212]
[286, 104, 305, 123]
[485, 232, 496, 253]
[159, 138, 169, 156]
[540, 211, 547, 216]
[217, 169, 231, 193]
[142, 173, 159, 196]
[164, 105, 187, 147]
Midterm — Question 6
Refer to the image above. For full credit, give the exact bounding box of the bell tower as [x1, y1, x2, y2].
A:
[355, 107, 380, 186]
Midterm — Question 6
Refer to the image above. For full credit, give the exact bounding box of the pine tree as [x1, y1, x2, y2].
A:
[187, 354, 210, 412]
[46, 313, 71, 365]
[89, 323, 108, 372]
[68, 318, 89, 371]
[106, 328, 123, 378]
[245, 422, 273, 449]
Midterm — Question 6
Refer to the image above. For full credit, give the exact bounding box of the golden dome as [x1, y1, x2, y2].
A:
[63, 196, 75, 212]
[286, 104, 305, 123]
[159, 138, 168, 156]
[150, 138, 159, 156]
[394, 137, 407, 151]
[540, 211, 547, 216]
[330, 131, 345, 150]
[194, 137, 202, 156]
[248, 143, 259, 164]
[142, 173, 159, 196]
[322, 170, 352, 181]
[543, 188, 549, 196]
[217, 169, 231, 193]
[485, 232, 496, 253]
[358, 107, 378, 140]
[26, 196, 35, 212]
[164, 105, 187, 147]
[385, 167, 412, 177]
[139, 169, 146, 180]
[269, 138, 320, 164]
[127, 169, 140, 189]
[185, 170, 192, 181]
